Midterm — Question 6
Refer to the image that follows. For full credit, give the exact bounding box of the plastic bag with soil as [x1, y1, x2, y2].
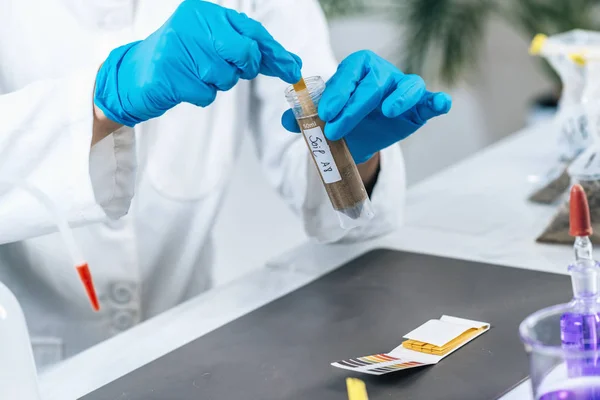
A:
[528, 30, 600, 204]
[537, 147, 600, 244]
[537, 179, 600, 244]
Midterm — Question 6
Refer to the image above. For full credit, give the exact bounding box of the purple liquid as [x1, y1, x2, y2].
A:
[538, 381, 600, 399]
[539, 388, 600, 399]
[561, 312, 600, 376]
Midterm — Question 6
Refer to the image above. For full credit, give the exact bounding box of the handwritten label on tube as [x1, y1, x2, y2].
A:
[303, 126, 342, 184]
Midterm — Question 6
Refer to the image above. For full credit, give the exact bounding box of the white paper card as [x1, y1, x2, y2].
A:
[440, 315, 489, 329]
[331, 315, 490, 376]
[403, 316, 488, 347]
[303, 126, 341, 184]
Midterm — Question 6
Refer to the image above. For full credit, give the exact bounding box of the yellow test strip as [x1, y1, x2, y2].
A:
[402, 326, 486, 356]
[292, 77, 318, 116]
[293, 78, 307, 92]
[346, 377, 369, 400]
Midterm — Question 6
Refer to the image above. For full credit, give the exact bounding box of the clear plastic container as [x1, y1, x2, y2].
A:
[527, 30, 600, 204]
[520, 260, 600, 399]
[533, 30, 600, 161]
[284, 76, 374, 229]
[520, 303, 600, 399]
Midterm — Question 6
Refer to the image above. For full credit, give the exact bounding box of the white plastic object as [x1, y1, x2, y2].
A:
[0, 281, 42, 400]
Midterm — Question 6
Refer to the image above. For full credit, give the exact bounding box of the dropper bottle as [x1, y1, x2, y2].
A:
[561, 184, 600, 377]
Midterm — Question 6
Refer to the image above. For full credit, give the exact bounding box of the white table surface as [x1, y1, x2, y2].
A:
[40, 122, 581, 399]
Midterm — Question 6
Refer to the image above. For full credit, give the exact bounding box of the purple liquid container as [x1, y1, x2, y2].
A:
[561, 259, 600, 377]
[538, 380, 600, 399]
[521, 260, 600, 399]
[561, 311, 600, 376]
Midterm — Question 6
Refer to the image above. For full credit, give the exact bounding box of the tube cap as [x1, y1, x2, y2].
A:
[529, 33, 548, 56]
[529, 34, 547, 55]
[569, 52, 587, 66]
[569, 184, 593, 237]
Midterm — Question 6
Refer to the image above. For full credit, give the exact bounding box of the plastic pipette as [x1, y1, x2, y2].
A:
[0, 181, 99, 311]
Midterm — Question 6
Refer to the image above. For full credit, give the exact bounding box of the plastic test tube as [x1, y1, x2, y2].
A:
[285, 76, 374, 229]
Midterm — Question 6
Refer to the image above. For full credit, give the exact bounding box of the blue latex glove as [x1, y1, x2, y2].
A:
[282, 50, 451, 163]
[95, 0, 302, 127]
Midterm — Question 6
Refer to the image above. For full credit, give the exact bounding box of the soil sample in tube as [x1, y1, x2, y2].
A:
[286, 77, 374, 229]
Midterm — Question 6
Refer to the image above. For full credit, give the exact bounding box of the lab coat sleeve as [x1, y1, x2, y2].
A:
[0, 68, 136, 245]
[250, 0, 406, 243]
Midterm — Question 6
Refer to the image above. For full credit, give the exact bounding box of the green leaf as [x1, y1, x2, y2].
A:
[398, 0, 494, 86]
[318, 0, 366, 18]
[397, 0, 600, 87]
[320, 0, 600, 87]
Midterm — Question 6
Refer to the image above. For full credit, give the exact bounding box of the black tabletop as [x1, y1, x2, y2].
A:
[82, 249, 571, 400]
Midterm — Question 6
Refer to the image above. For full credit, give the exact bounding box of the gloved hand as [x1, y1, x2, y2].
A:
[95, 0, 302, 127]
[282, 50, 451, 164]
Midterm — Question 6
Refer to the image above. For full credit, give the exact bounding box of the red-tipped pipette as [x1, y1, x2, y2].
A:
[0, 181, 100, 311]
[76, 263, 99, 311]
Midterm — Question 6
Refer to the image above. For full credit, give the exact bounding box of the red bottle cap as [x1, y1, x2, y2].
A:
[76, 263, 100, 311]
[569, 184, 593, 237]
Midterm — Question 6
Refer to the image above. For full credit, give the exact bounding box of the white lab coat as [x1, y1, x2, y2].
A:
[0, 0, 405, 368]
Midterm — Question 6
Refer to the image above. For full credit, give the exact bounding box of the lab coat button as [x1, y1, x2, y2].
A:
[109, 282, 135, 305]
[100, 13, 123, 29]
[112, 309, 136, 331]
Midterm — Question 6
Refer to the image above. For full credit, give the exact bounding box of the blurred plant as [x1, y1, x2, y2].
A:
[318, 0, 366, 17]
[319, 0, 600, 88]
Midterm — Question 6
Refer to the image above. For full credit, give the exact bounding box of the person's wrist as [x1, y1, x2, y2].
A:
[357, 152, 381, 195]
[91, 61, 124, 146]
[92, 101, 123, 146]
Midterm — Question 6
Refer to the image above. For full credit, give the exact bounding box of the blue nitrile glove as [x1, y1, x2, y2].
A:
[95, 0, 302, 127]
[282, 50, 451, 164]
